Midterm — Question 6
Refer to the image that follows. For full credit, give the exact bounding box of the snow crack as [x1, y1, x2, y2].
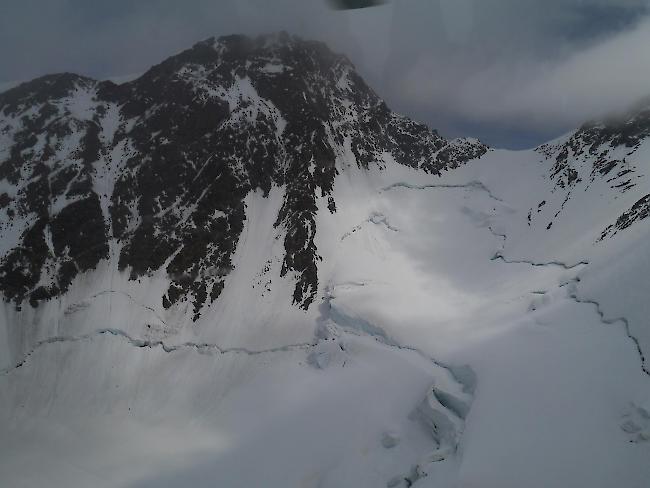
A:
[340, 212, 398, 241]
[382, 177, 647, 378]
[566, 290, 649, 376]
[80, 290, 168, 325]
[486, 224, 588, 269]
[490, 253, 589, 270]
[381, 180, 504, 203]
[1, 328, 317, 376]
[318, 297, 475, 486]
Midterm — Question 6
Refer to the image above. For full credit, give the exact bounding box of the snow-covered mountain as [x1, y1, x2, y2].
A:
[1, 34, 649, 488]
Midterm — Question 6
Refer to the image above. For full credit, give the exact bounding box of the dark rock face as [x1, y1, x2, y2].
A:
[601, 194, 650, 240]
[535, 103, 650, 232]
[538, 105, 650, 193]
[0, 73, 109, 303]
[0, 33, 486, 316]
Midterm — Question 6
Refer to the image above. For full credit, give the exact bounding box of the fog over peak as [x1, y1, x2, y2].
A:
[2, 0, 648, 148]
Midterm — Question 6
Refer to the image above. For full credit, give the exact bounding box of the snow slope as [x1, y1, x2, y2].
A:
[315, 154, 650, 487]
[2, 144, 650, 487]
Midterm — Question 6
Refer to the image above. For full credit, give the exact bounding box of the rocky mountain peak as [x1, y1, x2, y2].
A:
[0, 33, 487, 318]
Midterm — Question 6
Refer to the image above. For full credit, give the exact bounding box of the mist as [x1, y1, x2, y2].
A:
[1, 0, 648, 147]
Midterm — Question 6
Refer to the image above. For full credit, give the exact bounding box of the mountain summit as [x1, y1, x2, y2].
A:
[0, 33, 486, 317]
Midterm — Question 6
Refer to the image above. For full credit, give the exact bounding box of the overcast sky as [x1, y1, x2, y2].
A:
[1, 0, 649, 148]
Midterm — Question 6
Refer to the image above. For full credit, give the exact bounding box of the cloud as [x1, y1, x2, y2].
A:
[478, 15, 650, 129]
[398, 8, 650, 137]
[1, 0, 648, 147]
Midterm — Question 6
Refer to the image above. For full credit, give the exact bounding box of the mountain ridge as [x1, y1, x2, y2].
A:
[0, 32, 486, 317]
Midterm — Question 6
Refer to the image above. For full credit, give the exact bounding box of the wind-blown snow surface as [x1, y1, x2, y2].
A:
[2, 142, 650, 487]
